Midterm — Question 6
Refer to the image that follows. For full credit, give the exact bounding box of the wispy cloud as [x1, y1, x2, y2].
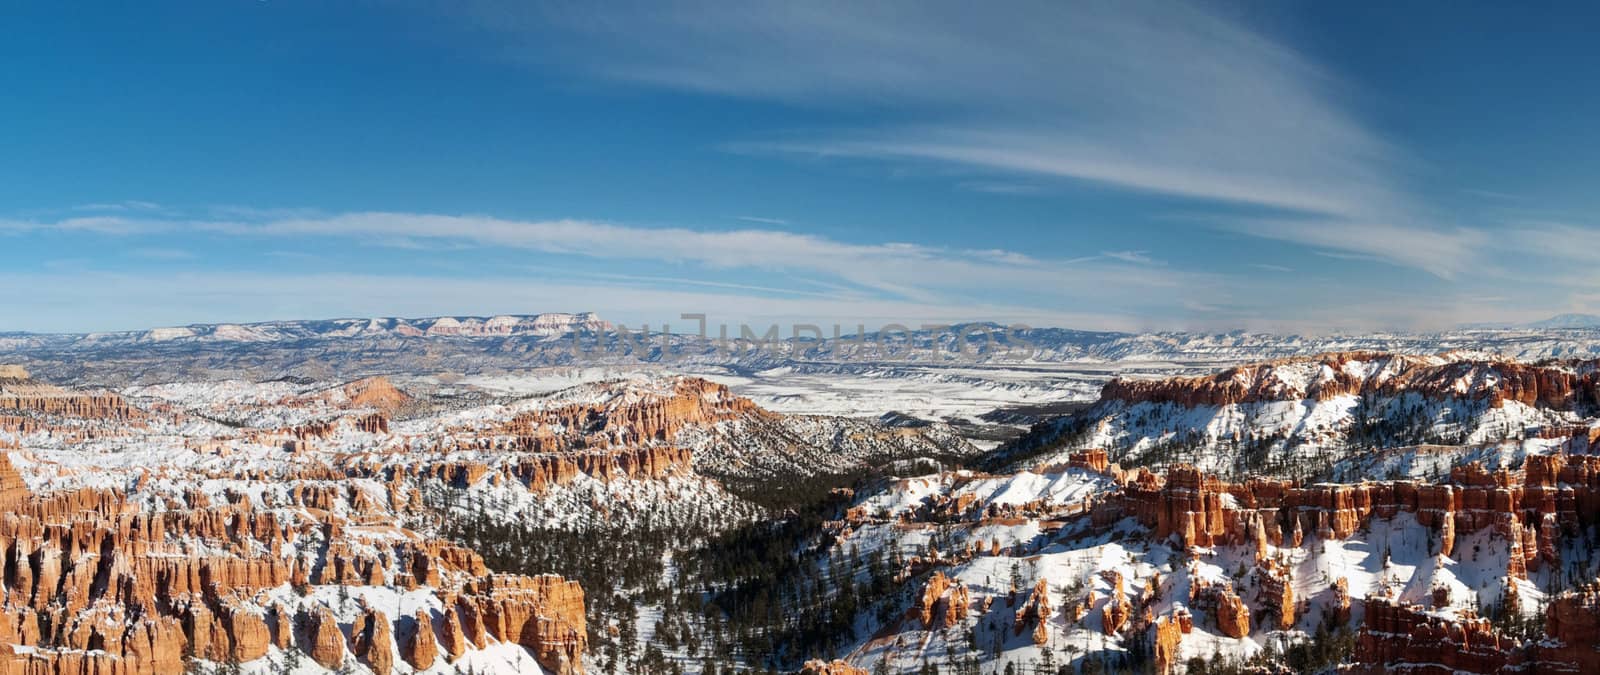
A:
[1504, 221, 1600, 262]
[957, 181, 1043, 195]
[1221, 219, 1485, 279]
[1, 215, 170, 235]
[263, 251, 325, 263]
[1314, 250, 1386, 263]
[734, 215, 789, 225]
[4, 203, 1576, 333]
[1101, 250, 1161, 266]
[452, 0, 1479, 278]
[1, 261, 1522, 335]
[1461, 189, 1522, 202]
[573, 271, 847, 299]
[8, 4, 1583, 334]
[7, 207, 1224, 324]
[72, 200, 163, 213]
[126, 247, 195, 260]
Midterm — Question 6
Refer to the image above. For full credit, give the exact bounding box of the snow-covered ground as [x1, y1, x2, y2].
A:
[700, 364, 1105, 423]
[416, 363, 1109, 426]
[817, 458, 1569, 674]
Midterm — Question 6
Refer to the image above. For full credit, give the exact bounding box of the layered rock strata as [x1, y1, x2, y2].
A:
[0, 450, 587, 675]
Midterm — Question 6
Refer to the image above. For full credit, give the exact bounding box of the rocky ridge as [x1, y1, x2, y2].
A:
[0, 451, 587, 675]
[1009, 351, 1600, 478]
[1100, 352, 1600, 410]
[20, 315, 1600, 387]
[0, 367, 977, 673]
[804, 441, 1600, 672]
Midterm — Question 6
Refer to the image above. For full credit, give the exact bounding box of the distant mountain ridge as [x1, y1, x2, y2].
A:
[12, 311, 1600, 385]
[1525, 312, 1600, 329]
[1459, 312, 1600, 330]
[14, 312, 612, 344]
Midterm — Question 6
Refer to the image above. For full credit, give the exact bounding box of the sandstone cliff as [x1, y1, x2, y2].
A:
[0, 451, 589, 675]
[1101, 352, 1600, 410]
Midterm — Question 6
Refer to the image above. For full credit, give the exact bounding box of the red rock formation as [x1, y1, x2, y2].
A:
[914, 572, 970, 630]
[494, 377, 770, 452]
[1256, 560, 1295, 631]
[1068, 449, 1111, 474]
[402, 609, 439, 671]
[0, 465, 589, 675]
[401, 445, 696, 494]
[1539, 583, 1600, 671]
[340, 377, 411, 413]
[0, 385, 134, 419]
[1101, 572, 1130, 635]
[1352, 598, 1520, 675]
[1214, 590, 1250, 639]
[1013, 579, 1052, 644]
[1190, 577, 1249, 638]
[1330, 577, 1352, 625]
[0, 452, 30, 508]
[219, 603, 271, 663]
[1151, 614, 1184, 675]
[449, 599, 488, 650]
[308, 608, 347, 669]
[1101, 352, 1600, 412]
[1099, 456, 1600, 592]
[1066, 588, 1095, 624]
[269, 604, 294, 650]
[466, 574, 587, 675]
[1101, 352, 1409, 406]
[353, 412, 390, 435]
[439, 606, 470, 661]
[1352, 583, 1600, 674]
[801, 660, 870, 675]
[351, 607, 396, 675]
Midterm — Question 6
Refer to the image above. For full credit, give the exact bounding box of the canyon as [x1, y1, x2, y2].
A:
[3, 327, 1600, 673]
[0, 359, 976, 674]
[1003, 351, 1600, 479]
[777, 350, 1600, 673]
[0, 370, 592, 675]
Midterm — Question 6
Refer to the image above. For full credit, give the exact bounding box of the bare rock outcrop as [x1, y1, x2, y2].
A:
[402, 609, 439, 671]
[1538, 583, 1600, 671]
[466, 574, 587, 675]
[219, 603, 271, 663]
[1351, 583, 1600, 673]
[496, 377, 769, 452]
[1100, 572, 1130, 636]
[0, 452, 31, 507]
[1151, 614, 1184, 675]
[1352, 598, 1520, 674]
[308, 608, 346, 669]
[1012, 579, 1052, 644]
[0, 385, 133, 419]
[1190, 578, 1249, 639]
[1256, 560, 1295, 631]
[351, 607, 396, 675]
[801, 660, 870, 675]
[0, 456, 590, 675]
[439, 606, 470, 661]
[1101, 352, 1600, 411]
[1096, 456, 1600, 593]
[915, 572, 970, 630]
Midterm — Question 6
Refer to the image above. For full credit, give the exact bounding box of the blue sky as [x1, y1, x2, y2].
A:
[3, 1, 1598, 334]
